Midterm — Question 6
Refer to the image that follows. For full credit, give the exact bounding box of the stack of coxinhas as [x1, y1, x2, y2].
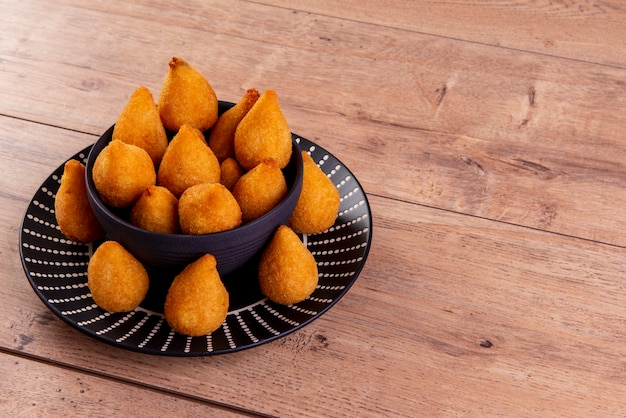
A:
[54, 57, 340, 337]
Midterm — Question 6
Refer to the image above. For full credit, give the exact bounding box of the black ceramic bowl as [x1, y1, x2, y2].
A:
[85, 102, 303, 274]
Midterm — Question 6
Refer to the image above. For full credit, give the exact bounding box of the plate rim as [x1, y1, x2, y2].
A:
[19, 136, 373, 356]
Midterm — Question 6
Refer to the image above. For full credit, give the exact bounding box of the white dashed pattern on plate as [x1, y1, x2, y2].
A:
[20, 136, 372, 356]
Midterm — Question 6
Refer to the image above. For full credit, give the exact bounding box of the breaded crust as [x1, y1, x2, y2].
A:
[112, 85, 168, 165]
[164, 254, 229, 336]
[178, 182, 242, 234]
[87, 241, 149, 312]
[130, 185, 180, 234]
[158, 57, 218, 132]
[232, 158, 287, 222]
[209, 88, 259, 162]
[54, 159, 105, 242]
[234, 90, 292, 170]
[92, 140, 156, 208]
[289, 151, 340, 234]
[157, 124, 221, 198]
[258, 225, 318, 305]
[219, 157, 244, 191]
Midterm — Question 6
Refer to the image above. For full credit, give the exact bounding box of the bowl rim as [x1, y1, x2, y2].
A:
[85, 114, 303, 243]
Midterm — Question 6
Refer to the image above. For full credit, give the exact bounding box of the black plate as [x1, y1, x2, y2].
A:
[20, 136, 372, 356]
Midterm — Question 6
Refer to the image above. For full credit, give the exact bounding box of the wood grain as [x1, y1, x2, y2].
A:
[259, 0, 626, 67]
[1, 120, 623, 415]
[1, 0, 625, 416]
[1, 0, 626, 246]
[0, 352, 253, 417]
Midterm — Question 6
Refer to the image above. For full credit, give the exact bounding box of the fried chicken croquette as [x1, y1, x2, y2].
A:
[208, 88, 259, 162]
[219, 157, 244, 191]
[157, 124, 221, 198]
[289, 151, 340, 234]
[232, 158, 287, 222]
[54, 159, 105, 242]
[112, 85, 168, 165]
[258, 225, 318, 305]
[234, 89, 292, 170]
[164, 254, 229, 336]
[130, 185, 180, 234]
[178, 182, 242, 234]
[88, 241, 150, 312]
[92, 140, 156, 208]
[158, 57, 218, 132]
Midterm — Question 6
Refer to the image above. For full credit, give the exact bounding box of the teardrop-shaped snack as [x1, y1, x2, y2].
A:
[164, 254, 229, 336]
[234, 90, 292, 170]
[289, 151, 340, 234]
[54, 159, 105, 242]
[258, 225, 318, 305]
[178, 182, 242, 234]
[220, 157, 244, 191]
[157, 57, 218, 132]
[130, 185, 180, 234]
[208, 88, 259, 162]
[157, 125, 221, 197]
[92, 140, 156, 208]
[112, 86, 168, 165]
[232, 158, 287, 222]
[88, 241, 150, 312]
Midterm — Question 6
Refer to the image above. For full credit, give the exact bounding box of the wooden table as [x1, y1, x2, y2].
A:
[2, 1, 625, 416]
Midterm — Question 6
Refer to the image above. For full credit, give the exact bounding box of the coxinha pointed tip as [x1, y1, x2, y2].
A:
[168, 56, 187, 68]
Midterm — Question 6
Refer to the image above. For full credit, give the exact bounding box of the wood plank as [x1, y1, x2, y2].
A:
[259, 0, 626, 67]
[6, 197, 626, 416]
[0, 352, 253, 417]
[1, 1, 626, 246]
[3, 2, 625, 417]
[2, 120, 624, 415]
